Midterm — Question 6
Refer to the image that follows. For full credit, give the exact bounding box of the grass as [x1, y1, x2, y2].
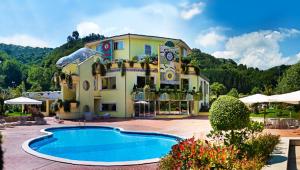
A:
[155, 114, 190, 119]
[154, 112, 209, 119]
[5, 112, 31, 117]
[250, 108, 300, 119]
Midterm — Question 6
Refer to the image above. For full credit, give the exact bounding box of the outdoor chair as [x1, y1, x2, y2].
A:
[0, 119, 16, 128]
[34, 117, 47, 125]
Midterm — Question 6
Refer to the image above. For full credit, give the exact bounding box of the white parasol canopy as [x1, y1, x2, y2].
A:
[135, 101, 149, 104]
[269, 90, 300, 104]
[4, 97, 42, 105]
[239, 94, 271, 104]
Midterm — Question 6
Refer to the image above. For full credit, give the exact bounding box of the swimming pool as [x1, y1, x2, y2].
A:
[22, 126, 181, 165]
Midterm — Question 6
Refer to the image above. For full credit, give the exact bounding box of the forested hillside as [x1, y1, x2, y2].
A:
[0, 32, 104, 94]
[188, 49, 290, 94]
[0, 43, 52, 65]
[0, 31, 296, 97]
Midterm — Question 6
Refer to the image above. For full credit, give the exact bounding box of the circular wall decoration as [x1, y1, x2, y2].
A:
[102, 42, 111, 51]
[165, 51, 174, 61]
[83, 80, 90, 91]
[165, 70, 175, 81]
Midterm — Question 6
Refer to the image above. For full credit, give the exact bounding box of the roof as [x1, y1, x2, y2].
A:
[56, 48, 100, 67]
[85, 33, 191, 51]
[23, 91, 61, 101]
[4, 97, 42, 105]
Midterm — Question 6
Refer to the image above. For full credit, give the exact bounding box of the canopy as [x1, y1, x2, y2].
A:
[269, 90, 300, 104]
[56, 48, 100, 67]
[135, 101, 149, 104]
[4, 97, 42, 105]
[239, 94, 270, 104]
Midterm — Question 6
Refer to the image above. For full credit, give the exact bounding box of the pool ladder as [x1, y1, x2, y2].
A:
[78, 120, 86, 126]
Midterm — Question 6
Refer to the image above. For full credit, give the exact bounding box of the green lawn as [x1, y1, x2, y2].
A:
[5, 112, 31, 117]
[250, 108, 300, 119]
[155, 114, 191, 119]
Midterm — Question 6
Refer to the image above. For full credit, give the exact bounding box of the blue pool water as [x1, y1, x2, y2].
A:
[29, 126, 179, 162]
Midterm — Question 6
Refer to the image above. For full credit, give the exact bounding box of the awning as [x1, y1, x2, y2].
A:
[269, 91, 300, 104]
[135, 101, 149, 104]
[4, 97, 42, 105]
[239, 94, 270, 104]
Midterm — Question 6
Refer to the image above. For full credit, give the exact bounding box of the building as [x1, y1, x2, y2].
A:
[55, 33, 209, 119]
[23, 91, 61, 116]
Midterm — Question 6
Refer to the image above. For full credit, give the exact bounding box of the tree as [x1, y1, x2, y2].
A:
[72, 31, 79, 40]
[210, 82, 227, 97]
[227, 88, 239, 98]
[27, 67, 52, 91]
[29, 83, 42, 92]
[276, 62, 300, 93]
[251, 87, 261, 94]
[263, 85, 273, 95]
[2, 60, 23, 87]
[67, 35, 75, 42]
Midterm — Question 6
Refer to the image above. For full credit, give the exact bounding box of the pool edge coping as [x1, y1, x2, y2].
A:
[22, 125, 185, 166]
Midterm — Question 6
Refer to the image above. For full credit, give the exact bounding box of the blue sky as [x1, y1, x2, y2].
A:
[1, 0, 300, 69]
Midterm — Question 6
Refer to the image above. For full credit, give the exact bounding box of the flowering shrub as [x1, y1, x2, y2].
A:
[160, 137, 251, 170]
[159, 135, 277, 170]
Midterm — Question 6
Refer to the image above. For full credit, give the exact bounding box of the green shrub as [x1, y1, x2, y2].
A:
[210, 95, 250, 131]
[208, 120, 264, 154]
[245, 133, 280, 162]
[227, 88, 239, 98]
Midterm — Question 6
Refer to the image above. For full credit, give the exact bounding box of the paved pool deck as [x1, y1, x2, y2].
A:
[2, 116, 300, 170]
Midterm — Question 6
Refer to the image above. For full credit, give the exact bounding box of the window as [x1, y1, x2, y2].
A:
[145, 45, 151, 55]
[137, 76, 155, 88]
[113, 41, 124, 50]
[101, 77, 116, 90]
[182, 48, 187, 57]
[101, 103, 117, 111]
[181, 78, 189, 90]
[83, 80, 90, 91]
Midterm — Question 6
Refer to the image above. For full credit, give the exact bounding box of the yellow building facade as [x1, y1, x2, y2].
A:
[56, 34, 209, 119]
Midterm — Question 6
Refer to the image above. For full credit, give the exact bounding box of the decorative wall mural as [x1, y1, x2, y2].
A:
[159, 45, 179, 84]
[96, 40, 113, 62]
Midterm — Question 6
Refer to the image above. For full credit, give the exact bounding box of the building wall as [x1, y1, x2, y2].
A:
[78, 56, 96, 113]
[88, 36, 189, 61]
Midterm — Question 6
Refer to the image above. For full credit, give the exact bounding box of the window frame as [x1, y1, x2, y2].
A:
[144, 44, 152, 55]
[113, 41, 124, 50]
[182, 48, 187, 57]
[136, 76, 155, 88]
[101, 103, 117, 112]
[181, 78, 190, 90]
[101, 76, 117, 90]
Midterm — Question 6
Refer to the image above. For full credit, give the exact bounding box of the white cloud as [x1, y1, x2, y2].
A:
[212, 29, 300, 69]
[180, 2, 205, 20]
[0, 34, 48, 47]
[76, 22, 101, 37]
[212, 51, 236, 59]
[76, 3, 185, 39]
[195, 30, 226, 48]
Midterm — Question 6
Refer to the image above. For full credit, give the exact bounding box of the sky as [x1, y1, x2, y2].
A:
[1, 0, 300, 69]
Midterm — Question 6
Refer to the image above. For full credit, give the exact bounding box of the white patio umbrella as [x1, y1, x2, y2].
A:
[4, 97, 42, 105]
[135, 101, 149, 104]
[239, 94, 271, 104]
[269, 90, 300, 104]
